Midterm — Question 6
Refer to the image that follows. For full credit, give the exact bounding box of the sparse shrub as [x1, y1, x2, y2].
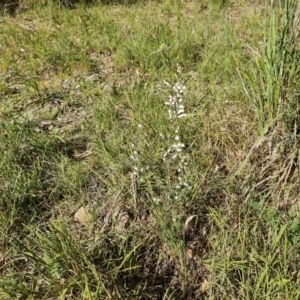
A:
[130, 81, 191, 206]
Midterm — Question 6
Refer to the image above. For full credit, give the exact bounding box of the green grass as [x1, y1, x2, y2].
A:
[0, 0, 300, 299]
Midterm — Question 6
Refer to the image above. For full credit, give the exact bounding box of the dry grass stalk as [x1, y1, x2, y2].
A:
[292, 1, 300, 45]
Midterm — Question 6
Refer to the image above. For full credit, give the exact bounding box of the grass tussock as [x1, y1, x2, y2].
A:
[0, 0, 300, 299]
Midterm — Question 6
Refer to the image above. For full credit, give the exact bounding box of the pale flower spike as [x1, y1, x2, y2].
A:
[162, 82, 192, 201]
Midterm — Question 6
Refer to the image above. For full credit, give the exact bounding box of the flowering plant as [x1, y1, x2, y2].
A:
[130, 81, 192, 207]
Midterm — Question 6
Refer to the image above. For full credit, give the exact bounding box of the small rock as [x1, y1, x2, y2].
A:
[74, 206, 93, 225]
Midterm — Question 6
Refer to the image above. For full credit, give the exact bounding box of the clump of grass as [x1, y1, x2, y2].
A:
[238, 0, 300, 135]
[235, 0, 300, 205]
[208, 0, 228, 10]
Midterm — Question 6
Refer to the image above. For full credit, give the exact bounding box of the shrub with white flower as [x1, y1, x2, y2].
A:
[129, 81, 192, 208]
[162, 81, 192, 202]
[130, 142, 149, 183]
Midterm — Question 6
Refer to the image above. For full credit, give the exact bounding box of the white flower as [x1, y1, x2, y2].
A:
[178, 113, 188, 118]
[153, 197, 161, 204]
